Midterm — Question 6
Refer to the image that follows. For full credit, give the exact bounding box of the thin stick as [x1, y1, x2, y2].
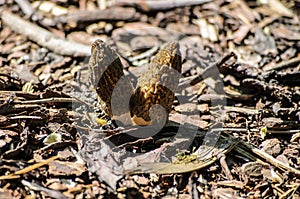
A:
[265, 57, 300, 72]
[241, 141, 300, 175]
[17, 97, 74, 104]
[1, 11, 90, 57]
[55, 7, 138, 25]
[0, 155, 59, 180]
[114, 0, 212, 11]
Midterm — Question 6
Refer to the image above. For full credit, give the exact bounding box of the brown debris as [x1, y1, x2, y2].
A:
[55, 7, 139, 28]
[1, 11, 90, 57]
[0, 0, 299, 198]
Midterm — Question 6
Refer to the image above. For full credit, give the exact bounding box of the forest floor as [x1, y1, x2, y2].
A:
[0, 0, 299, 198]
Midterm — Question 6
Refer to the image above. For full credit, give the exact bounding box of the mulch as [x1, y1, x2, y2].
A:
[0, 0, 299, 198]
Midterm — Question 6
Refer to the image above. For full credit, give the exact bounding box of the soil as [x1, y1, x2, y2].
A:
[0, 0, 299, 198]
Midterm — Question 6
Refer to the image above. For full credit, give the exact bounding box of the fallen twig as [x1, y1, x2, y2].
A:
[0, 155, 59, 180]
[16, 97, 74, 104]
[264, 57, 300, 72]
[22, 180, 68, 199]
[240, 141, 300, 175]
[14, 0, 34, 17]
[1, 11, 90, 57]
[55, 7, 138, 26]
[114, 0, 212, 11]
